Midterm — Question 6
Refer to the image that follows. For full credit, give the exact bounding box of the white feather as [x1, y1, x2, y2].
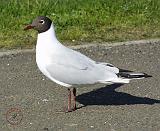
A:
[36, 23, 129, 87]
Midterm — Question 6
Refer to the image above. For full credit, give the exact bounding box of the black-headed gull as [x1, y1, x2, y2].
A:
[24, 16, 151, 112]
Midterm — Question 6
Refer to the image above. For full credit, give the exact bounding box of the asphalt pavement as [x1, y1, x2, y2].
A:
[0, 40, 160, 131]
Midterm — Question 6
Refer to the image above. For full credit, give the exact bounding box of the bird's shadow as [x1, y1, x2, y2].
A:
[76, 84, 160, 107]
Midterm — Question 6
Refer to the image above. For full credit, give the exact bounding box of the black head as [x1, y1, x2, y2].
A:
[24, 16, 52, 33]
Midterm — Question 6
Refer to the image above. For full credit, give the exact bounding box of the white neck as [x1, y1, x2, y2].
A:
[37, 23, 58, 43]
[36, 23, 65, 60]
[36, 23, 65, 51]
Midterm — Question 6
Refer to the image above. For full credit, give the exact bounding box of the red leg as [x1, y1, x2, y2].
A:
[67, 88, 72, 112]
[73, 88, 76, 111]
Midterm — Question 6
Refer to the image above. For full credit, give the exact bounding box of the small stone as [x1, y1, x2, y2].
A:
[42, 99, 49, 102]
[43, 127, 49, 131]
[65, 123, 78, 126]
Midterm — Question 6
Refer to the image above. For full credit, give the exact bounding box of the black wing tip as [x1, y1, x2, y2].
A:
[117, 72, 152, 79]
[143, 73, 152, 78]
[119, 68, 133, 73]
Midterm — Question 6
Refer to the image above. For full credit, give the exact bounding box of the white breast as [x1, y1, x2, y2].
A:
[36, 24, 72, 87]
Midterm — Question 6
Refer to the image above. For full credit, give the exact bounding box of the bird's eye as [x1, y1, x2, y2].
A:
[39, 20, 45, 24]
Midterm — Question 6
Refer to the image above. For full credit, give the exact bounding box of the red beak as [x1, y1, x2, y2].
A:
[24, 25, 34, 30]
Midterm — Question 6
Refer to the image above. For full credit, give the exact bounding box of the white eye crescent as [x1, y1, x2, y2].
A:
[39, 20, 45, 24]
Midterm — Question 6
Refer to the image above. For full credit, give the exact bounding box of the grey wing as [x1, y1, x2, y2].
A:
[46, 58, 103, 85]
[46, 62, 119, 85]
[46, 47, 119, 85]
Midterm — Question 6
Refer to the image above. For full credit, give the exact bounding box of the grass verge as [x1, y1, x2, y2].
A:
[0, 0, 160, 49]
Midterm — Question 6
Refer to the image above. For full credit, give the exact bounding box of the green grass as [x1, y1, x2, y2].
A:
[0, 0, 160, 49]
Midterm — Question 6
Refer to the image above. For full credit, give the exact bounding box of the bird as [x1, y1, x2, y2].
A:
[24, 16, 152, 112]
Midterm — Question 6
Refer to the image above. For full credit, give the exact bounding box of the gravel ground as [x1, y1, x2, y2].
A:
[0, 41, 160, 131]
